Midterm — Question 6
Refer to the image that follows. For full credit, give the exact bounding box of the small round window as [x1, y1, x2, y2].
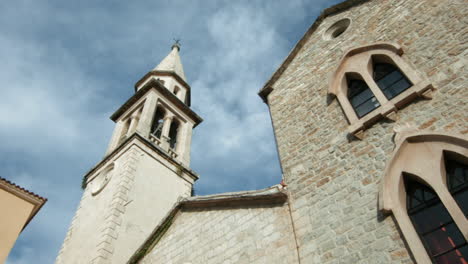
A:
[91, 164, 114, 196]
[324, 18, 351, 40]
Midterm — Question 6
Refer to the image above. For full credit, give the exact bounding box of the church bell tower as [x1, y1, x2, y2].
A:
[56, 42, 202, 264]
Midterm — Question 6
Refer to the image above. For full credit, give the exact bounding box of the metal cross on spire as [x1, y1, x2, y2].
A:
[172, 38, 181, 51]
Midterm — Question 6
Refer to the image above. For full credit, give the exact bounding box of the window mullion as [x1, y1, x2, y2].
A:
[337, 92, 359, 124]
[361, 71, 388, 107]
[435, 185, 468, 242]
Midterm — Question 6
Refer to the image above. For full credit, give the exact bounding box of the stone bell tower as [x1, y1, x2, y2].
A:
[56, 42, 202, 264]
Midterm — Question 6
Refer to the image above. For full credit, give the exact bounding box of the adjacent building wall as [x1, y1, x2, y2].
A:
[142, 202, 298, 264]
[266, 0, 467, 263]
[0, 190, 35, 263]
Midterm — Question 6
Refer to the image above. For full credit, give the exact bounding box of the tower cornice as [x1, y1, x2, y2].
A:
[111, 78, 202, 127]
[82, 133, 200, 189]
[134, 70, 192, 106]
[135, 70, 191, 92]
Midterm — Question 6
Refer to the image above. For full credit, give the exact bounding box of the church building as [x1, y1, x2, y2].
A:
[56, 0, 467, 263]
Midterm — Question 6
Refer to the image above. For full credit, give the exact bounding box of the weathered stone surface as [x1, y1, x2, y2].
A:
[57, 0, 467, 263]
[141, 200, 298, 264]
[266, 0, 467, 263]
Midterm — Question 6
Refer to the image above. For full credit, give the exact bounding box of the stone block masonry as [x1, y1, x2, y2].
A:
[91, 147, 142, 264]
[56, 0, 466, 263]
[266, 0, 467, 263]
[141, 200, 298, 263]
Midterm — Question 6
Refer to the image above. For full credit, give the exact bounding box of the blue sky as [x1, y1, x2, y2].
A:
[2, 0, 343, 263]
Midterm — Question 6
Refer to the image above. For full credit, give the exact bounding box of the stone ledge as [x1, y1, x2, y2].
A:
[349, 80, 434, 139]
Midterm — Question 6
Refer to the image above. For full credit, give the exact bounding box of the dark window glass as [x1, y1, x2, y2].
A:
[435, 245, 468, 264]
[347, 79, 380, 118]
[373, 63, 412, 99]
[151, 108, 165, 139]
[405, 176, 467, 263]
[168, 121, 179, 149]
[446, 158, 468, 216]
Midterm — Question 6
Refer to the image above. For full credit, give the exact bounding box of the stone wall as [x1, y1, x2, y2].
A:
[142, 202, 298, 264]
[56, 146, 136, 264]
[266, 0, 467, 263]
[56, 138, 194, 264]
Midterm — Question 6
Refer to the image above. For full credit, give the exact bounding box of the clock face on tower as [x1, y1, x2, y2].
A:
[91, 164, 114, 196]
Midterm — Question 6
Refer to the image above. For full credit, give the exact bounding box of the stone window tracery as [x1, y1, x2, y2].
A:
[329, 43, 434, 139]
[380, 129, 468, 263]
[405, 175, 468, 263]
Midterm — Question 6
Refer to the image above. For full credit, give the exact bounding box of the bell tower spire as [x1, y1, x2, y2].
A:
[105, 42, 201, 166]
[56, 43, 202, 264]
[152, 39, 186, 81]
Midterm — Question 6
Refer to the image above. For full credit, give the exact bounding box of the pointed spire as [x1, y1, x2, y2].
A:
[153, 41, 187, 82]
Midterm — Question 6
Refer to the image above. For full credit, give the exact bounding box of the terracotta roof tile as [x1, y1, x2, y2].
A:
[0, 176, 47, 202]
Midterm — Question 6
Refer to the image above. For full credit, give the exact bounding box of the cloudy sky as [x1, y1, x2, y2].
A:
[2, 0, 342, 263]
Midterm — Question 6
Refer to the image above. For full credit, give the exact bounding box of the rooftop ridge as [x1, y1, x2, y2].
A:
[0, 176, 47, 202]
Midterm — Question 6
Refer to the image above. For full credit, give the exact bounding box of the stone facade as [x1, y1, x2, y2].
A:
[56, 43, 201, 264]
[57, 0, 467, 263]
[264, 0, 467, 263]
[56, 139, 196, 264]
[141, 188, 298, 264]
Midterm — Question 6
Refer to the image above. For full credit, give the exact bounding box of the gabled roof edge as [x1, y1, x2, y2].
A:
[0, 177, 47, 203]
[0, 177, 47, 230]
[127, 185, 288, 264]
[258, 0, 372, 103]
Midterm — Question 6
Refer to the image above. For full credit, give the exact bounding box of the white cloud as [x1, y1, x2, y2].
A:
[0, 0, 340, 263]
[0, 33, 112, 156]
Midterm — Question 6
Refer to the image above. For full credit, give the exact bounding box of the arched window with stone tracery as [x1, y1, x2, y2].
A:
[329, 43, 433, 138]
[405, 174, 467, 263]
[445, 152, 468, 217]
[380, 129, 468, 263]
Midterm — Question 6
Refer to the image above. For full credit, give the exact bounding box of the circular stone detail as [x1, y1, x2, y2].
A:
[324, 18, 351, 40]
[91, 164, 114, 196]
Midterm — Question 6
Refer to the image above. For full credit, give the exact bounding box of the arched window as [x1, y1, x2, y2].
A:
[151, 107, 165, 139]
[168, 119, 179, 149]
[446, 153, 468, 216]
[373, 62, 412, 100]
[405, 175, 467, 263]
[380, 130, 468, 263]
[347, 75, 379, 118]
[329, 43, 433, 138]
